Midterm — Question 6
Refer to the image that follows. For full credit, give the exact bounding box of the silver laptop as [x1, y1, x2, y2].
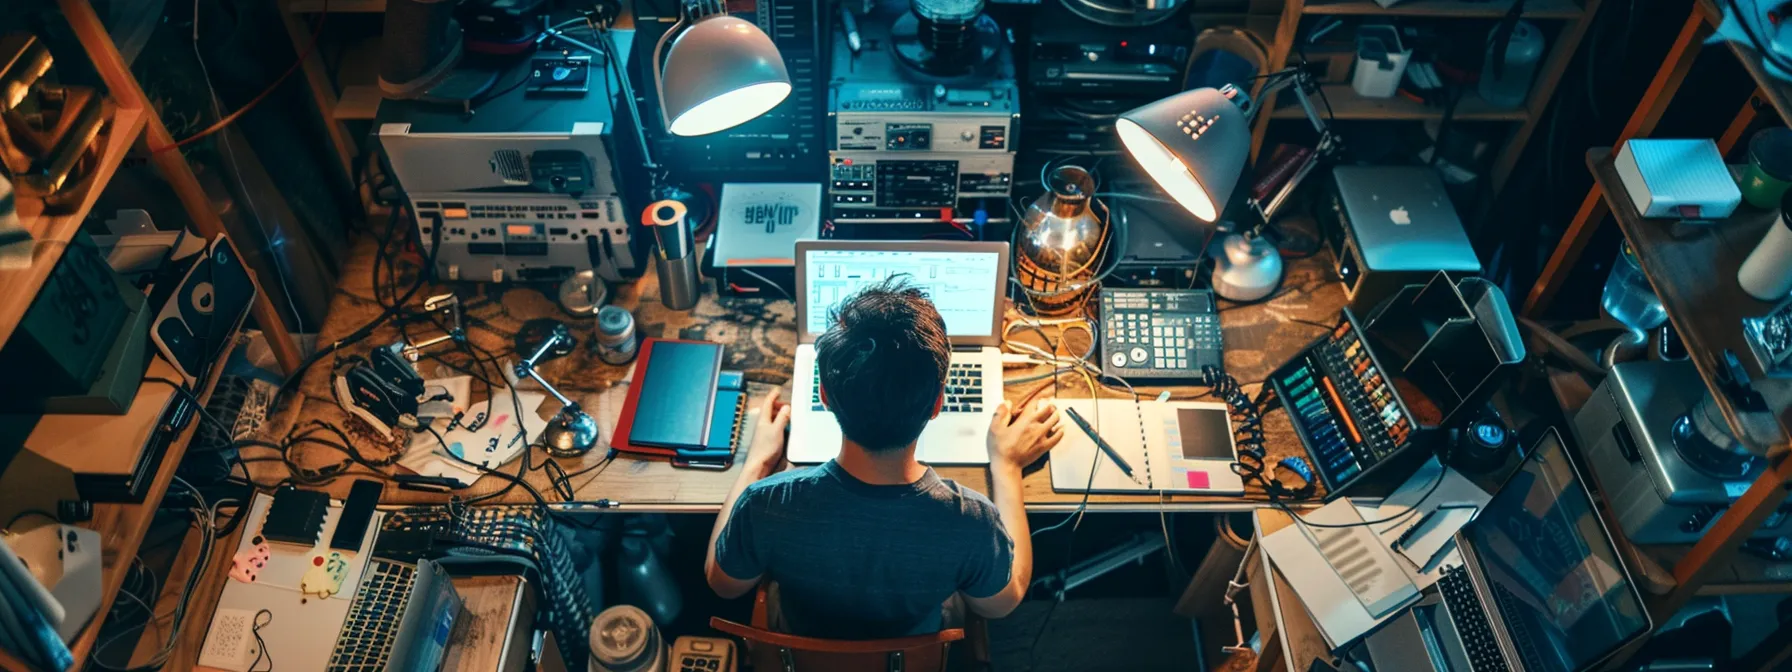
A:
[788, 240, 1010, 465]
[1374, 428, 1652, 672]
[1333, 165, 1481, 274]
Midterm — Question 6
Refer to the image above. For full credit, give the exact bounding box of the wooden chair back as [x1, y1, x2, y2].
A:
[706, 587, 964, 672]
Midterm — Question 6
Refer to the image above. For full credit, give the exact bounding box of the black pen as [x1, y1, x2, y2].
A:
[1396, 503, 1479, 549]
[1064, 407, 1144, 486]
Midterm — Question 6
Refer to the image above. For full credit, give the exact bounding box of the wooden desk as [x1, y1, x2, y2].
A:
[1248, 508, 1335, 672]
[254, 233, 1347, 511]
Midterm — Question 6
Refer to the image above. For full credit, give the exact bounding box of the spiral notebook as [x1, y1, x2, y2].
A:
[1047, 399, 1244, 494]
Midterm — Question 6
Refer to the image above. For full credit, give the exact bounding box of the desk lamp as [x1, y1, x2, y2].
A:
[514, 324, 598, 457]
[653, 0, 791, 136]
[1116, 71, 1337, 301]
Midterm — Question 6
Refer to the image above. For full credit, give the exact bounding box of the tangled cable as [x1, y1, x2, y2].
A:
[1207, 365, 1317, 502]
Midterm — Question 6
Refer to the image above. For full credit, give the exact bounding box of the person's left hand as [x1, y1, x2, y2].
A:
[744, 389, 792, 476]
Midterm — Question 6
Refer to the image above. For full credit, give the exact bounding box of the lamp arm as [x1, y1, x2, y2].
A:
[1244, 70, 1335, 223]
[522, 364, 581, 411]
[514, 328, 581, 410]
[541, 25, 660, 171]
[650, 13, 686, 129]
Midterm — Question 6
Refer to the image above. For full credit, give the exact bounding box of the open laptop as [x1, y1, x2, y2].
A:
[787, 240, 1011, 465]
[197, 493, 446, 672]
[1413, 428, 1652, 672]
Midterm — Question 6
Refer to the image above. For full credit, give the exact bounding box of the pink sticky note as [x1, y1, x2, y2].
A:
[1186, 471, 1211, 489]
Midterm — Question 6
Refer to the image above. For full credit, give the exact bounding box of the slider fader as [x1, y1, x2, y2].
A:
[1270, 313, 1420, 499]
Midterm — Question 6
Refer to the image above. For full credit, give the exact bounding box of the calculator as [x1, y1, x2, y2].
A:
[1099, 288, 1225, 384]
[671, 636, 737, 672]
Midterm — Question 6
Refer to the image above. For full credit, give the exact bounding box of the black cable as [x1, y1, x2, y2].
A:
[279, 209, 440, 395]
[1287, 317, 1338, 332]
[1275, 465, 1445, 528]
[4, 509, 59, 530]
[248, 609, 274, 672]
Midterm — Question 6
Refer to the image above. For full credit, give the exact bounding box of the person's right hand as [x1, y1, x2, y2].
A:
[987, 400, 1065, 474]
[743, 390, 791, 478]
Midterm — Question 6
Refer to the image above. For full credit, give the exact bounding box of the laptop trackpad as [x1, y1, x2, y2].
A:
[919, 416, 990, 464]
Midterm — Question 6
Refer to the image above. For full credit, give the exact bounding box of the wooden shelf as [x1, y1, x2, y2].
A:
[334, 85, 383, 121]
[0, 349, 232, 672]
[1588, 147, 1792, 455]
[286, 0, 385, 12]
[1698, 0, 1792, 123]
[1269, 84, 1531, 121]
[1639, 541, 1792, 596]
[0, 105, 148, 351]
[1304, 0, 1583, 18]
[127, 511, 245, 669]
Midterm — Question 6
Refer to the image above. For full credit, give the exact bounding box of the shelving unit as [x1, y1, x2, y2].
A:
[0, 105, 148, 348]
[0, 0, 299, 667]
[1268, 84, 1531, 120]
[1519, 17, 1792, 636]
[1249, 0, 1596, 193]
[1586, 148, 1792, 450]
[1302, 0, 1583, 18]
[1537, 146, 1792, 667]
[0, 350, 235, 672]
[1523, 0, 1790, 316]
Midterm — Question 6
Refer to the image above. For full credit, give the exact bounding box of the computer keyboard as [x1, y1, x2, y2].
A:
[327, 559, 417, 672]
[1491, 581, 1545, 669]
[809, 362, 985, 412]
[944, 362, 984, 413]
[1438, 565, 1508, 672]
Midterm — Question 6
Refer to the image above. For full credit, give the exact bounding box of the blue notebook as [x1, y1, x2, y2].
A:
[626, 340, 723, 450]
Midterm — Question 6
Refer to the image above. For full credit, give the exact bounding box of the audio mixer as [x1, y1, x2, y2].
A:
[1269, 313, 1421, 499]
[1099, 289, 1224, 384]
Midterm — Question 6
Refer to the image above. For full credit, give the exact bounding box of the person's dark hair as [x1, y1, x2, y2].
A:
[815, 276, 951, 451]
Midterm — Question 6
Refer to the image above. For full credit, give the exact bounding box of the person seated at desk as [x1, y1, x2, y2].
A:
[704, 277, 1065, 639]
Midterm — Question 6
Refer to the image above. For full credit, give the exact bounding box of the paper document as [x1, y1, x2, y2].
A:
[402, 391, 549, 484]
[1262, 500, 1422, 649]
[1370, 458, 1492, 571]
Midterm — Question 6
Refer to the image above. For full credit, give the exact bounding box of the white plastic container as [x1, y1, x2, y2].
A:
[1352, 26, 1409, 99]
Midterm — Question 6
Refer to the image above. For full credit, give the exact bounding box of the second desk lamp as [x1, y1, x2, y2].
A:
[1116, 71, 1338, 301]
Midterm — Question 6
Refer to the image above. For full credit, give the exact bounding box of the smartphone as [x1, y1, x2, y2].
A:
[330, 479, 384, 551]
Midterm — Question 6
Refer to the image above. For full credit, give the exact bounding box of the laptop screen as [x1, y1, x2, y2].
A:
[1465, 431, 1649, 672]
[802, 248, 1003, 337]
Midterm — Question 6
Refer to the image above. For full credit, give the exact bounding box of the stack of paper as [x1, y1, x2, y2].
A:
[1262, 499, 1422, 649]
[1262, 458, 1493, 650]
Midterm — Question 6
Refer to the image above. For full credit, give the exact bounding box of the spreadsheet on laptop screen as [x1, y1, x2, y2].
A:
[803, 249, 1001, 337]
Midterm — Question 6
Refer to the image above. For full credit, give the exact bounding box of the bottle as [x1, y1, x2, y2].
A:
[1601, 243, 1667, 332]
[1480, 21, 1544, 109]
[1739, 191, 1792, 301]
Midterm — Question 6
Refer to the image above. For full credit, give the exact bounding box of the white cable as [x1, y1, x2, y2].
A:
[95, 479, 236, 670]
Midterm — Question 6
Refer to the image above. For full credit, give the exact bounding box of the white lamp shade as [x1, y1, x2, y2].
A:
[661, 15, 791, 137]
[1116, 87, 1251, 223]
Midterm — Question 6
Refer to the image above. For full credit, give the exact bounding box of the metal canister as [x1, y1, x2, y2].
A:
[595, 305, 639, 365]
[646, 199, 700, 310]
[588, 605, 665, 672]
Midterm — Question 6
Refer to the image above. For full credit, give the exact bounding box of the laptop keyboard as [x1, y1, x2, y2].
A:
[945, 362, 985, 413]
[327, 559, 417, 672]
[1438, 565, 1508, 672]
[809, 362, 986, 413]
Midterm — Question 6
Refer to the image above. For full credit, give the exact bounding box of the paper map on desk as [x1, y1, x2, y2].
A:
[402, 391, 548, 484]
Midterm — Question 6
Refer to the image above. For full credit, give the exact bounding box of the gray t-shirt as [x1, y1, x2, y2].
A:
[713, 460, 1014, 640]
